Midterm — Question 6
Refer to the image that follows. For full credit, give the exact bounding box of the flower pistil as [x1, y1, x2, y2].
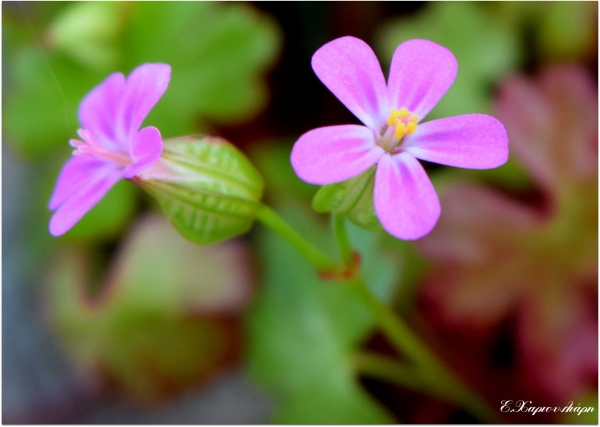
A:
[378, 108, 419, 152]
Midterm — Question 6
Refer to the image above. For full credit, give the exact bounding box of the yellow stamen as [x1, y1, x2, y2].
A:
[387, 108, 419, 140]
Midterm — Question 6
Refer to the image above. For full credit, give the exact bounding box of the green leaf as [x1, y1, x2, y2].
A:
[4, 48, 103, 157]
[537, 2, 597, 62]
[5, 2, 281, 157]
[313, 166, 383, 232]
[47, 2, 127, 71]
[47, 215, 252, 400]
[376, 2, 520, 119]
[124, 2, 282, 137]
[247, 201, 398, 423]
[139, 136, 264, 244]
[250, 140, 318, 202]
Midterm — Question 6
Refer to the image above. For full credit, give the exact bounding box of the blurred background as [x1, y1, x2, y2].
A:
[2, 1, 598, 424]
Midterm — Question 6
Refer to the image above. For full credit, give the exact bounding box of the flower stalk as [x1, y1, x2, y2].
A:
[256, 204, 336, 272]
[258, 203, 501, 422]
[332, 216, 502, 423]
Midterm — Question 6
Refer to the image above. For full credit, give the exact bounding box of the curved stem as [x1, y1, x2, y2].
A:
[258, 203, 501, 422]
[349, 275, 501, 423]
[354, 351, 504, 423]
[353, 351, 429, 394]
[256, 204, 336, 272]
[332, 213, 354, 269]
[334, 216, 501, 423]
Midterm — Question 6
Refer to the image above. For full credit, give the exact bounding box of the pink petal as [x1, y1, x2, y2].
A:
[291, 125, 384, 185]
[49, 166, 123, 236]
[402, 114, 509, 169]
[374, 153, 440, 240]
[78, 73, 126, 150]
[117, 63, 171, 144]
[48, 156, 113, 210]
[312, 36, 390, 131]
[388, 39, 457, 121]
[122, 126, 163, 178]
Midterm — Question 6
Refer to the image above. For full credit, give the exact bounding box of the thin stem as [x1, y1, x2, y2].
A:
[332, 215, 501, 423]
[332, 213, 353, 269]
[347, 275, 502, 423]
[353, 352, 429, 394]
[256, 205, 336, 272]
[354, 351, 503, 423]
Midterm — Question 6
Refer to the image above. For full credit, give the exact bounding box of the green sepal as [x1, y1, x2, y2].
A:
[312, 166, 383, 232]
[139, 135, 264, 244]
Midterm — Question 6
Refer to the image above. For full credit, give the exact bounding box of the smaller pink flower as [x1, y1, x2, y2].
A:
[291, 37, 509, 239]
[48, 63, 171, 236]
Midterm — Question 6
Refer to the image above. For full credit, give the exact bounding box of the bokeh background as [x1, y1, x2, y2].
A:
[2, 1, 598, 423]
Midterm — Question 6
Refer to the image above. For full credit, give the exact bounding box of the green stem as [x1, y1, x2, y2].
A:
[256, 205, 336, 272]
[353, 350, 503, 423]
[332, 216, 501, 423]
[332, 213, 353, 269]
[353, 352, 429, 394]
[348, 277, 501, 423]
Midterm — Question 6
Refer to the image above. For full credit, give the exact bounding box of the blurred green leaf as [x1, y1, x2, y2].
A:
[5, 2, 281, 156]
[376, 2, 520, 120]
[140, 136, 264, 244]
[124, 2, 282, 137]
[537, 2, 597, 62]
[47, 215, 252, 399]
[4, 48, 103, 157]
[251, 140, 318, 202]
[248, 201, 398, 423]
[313, 166, 383, 233]
[47, 2, 128, 70]
[486, 2, 597, 63]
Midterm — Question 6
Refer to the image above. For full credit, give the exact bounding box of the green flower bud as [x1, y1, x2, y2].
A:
[137, 136, 264, 244]
[312, 166, 383, 232]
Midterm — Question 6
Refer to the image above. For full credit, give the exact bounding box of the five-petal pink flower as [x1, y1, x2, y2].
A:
[291, 37, 509, 240]
[48, 63, 171, 236]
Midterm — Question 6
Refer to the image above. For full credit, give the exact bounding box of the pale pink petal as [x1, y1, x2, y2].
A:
[78, 73, 126, 150]
[291, 125, 384, 185]
[388, 39, 457, 121]
[374, 153, 440, 240]
[122, 126, 163, 178]
[312, 36, 390, 131]
[49, 166, 123, 236]
[48, 156, 114, 210]
[402, 114, 509, 169]
[117, 63, 171, 143]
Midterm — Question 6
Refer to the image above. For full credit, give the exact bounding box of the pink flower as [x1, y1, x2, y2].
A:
[48, 63, 171, 236]
[291, 37, 509, 240]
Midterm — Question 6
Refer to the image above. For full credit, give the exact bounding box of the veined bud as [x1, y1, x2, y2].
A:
[137, 136, 264, 244]
[312, 166, 383, 232]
